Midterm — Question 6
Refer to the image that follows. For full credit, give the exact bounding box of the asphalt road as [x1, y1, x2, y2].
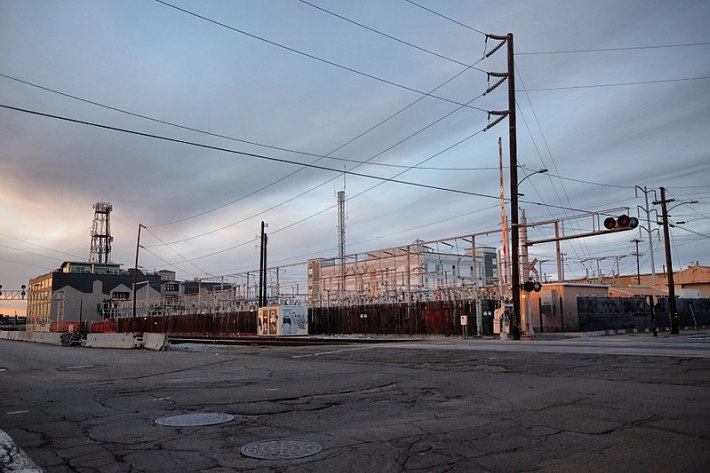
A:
[1, 333, 709, 472]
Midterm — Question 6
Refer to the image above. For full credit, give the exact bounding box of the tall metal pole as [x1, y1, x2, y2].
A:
[263, 233, 268, 306]
[554, 221, 563, 282]
[631, 238, 642, 285]
[520, 209, 532, 335]
[636, 186, 658, 284]
[259, 221, 265, 307]
[338, 190, 346, 304]
[505, 33, 521, 340]
[132, 223, 142, 319]
[644, 187, 657, 284]
[498, 137, 510, 290]
[658, 187, 679, 334]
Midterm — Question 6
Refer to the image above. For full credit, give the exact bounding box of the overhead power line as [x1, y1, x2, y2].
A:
[296, 0, 485, 71]
[141, 225, 210, 276]
[517, 41, 710, 55]
[546, 173, 634, 189]
[0, 103, 613, 221]
[0, 72, 489, 173]
[521, 76, 710, 92]
[0, 104, 496, 199]
[0, 232, 85, 260]
[404, 0, 487, 36]
[0, 102, 613, 265]
[152, 0, 488, 112]
[146, 87, 490, 246]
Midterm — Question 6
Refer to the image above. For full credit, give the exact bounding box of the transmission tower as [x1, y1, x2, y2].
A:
[90, 201, 113, 263]
[337, 190, 346, 260]
[337, 190, 346, 300]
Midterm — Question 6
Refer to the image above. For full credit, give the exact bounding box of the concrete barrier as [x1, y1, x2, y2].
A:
[85, 333, 140, 349]
[34, 332, 63, 345]
[18, 331, 33, 342]
[142, 332, 168, 351]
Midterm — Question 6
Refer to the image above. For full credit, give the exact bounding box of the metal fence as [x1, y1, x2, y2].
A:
[577, 297, 710, 332]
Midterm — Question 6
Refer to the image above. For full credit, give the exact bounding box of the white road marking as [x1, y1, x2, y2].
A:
[6, 410, 29, 415]
[291, 346, 376, 358]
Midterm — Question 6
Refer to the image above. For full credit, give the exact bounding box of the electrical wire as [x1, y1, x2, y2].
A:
[146, 86, 492, 245]
[264, 203, 503, 269]
[515, 67, 595, 266]
[520, 76, 710, 92]
[0, 72, 490, 173]
[0, 255, 55, 271]
[152, 0, 488, 112]
[295, 0, 487, 72]
[0, 103, 639, 270]
[141, 225, 211, 276]
[145, 87, 492, 245]
[546, 172, 634, 189]
[403, 0, 487, 36]
[0, 242, 67, 263]
[149, 52, 489, 227]
[1, 46, 492, 230]
[0, 232, 85, 260]
[516, 41, 710, 55]
[0, 104, 496, 198]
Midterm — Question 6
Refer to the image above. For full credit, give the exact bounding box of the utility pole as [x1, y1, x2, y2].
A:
[505, 33, 521, 340]
[487, 32, 520, 339]
[631, 238, 643, 285]
[654, 187, 679, 334]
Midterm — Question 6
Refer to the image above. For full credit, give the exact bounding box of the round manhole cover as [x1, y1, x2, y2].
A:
[155, 412, 234, 426]
[241, 440, 322, 460]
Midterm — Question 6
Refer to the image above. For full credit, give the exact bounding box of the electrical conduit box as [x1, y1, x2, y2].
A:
[257, 305, 308, 336]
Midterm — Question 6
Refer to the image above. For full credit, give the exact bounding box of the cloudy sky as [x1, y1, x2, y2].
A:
[1, 0, 709, 315]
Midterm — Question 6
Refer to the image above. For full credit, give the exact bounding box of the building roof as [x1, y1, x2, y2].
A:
[608, 286, 667, 297]
[674, 264, 710, 285]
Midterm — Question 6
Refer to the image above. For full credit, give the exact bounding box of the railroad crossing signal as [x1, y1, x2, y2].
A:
[523, 280, 542, 293]
[604, 214, 639, 230]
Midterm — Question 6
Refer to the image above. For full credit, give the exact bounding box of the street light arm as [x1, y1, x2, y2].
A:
[518, 168, 548, 186]
[667, 200, 699, 212]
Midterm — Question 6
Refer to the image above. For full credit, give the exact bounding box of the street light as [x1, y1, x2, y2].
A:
[517, 167, 548, 196]
[516, 166, 547, 335]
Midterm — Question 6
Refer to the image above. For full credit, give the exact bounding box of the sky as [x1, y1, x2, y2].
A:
[1, 0, 709, 315]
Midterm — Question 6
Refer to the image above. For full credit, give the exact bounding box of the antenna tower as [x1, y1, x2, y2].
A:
[337, 190, 346, 300]
[337, 190, 346, 260]
[90, 201, 113, 263]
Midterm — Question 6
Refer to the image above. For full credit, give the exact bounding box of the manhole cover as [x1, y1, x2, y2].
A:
[241, 440, 322, 460]
[155, 412, 234, 426]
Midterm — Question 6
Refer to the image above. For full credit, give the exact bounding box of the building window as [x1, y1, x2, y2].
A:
[112, 291, 130, 300]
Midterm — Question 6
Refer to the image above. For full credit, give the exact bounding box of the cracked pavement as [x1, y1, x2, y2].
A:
[1, 335, 709, 472]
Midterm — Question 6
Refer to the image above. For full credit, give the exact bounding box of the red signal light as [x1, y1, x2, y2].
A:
[604, 215, 639, 230]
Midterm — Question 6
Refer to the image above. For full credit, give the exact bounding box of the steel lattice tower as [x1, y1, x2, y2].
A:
[90, 201, 113, 263]
[337, 190, 346, 299]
